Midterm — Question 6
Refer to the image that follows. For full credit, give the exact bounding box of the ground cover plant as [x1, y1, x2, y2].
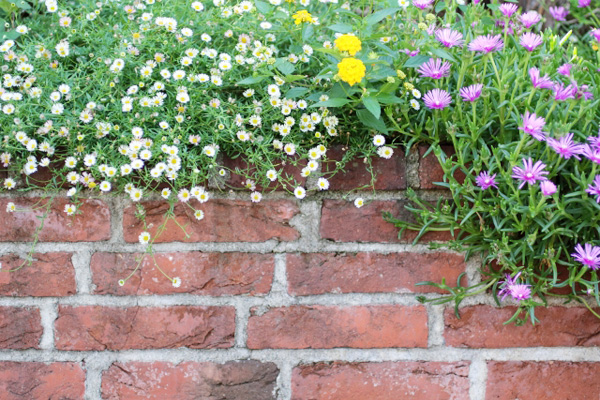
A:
[1, 0, 599, 325]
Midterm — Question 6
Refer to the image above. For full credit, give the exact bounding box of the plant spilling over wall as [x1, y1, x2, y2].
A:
[381, 1, 600, 324]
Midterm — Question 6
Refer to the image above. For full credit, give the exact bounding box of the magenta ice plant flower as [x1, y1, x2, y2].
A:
[586, 175, 600, 203]
[582, 144, 600, 164]
[557, 63, 573, 76]
[499, 272, 531, 301]
[529, 67, 553, 89]
[435, 28, 464, 48]
[571, 243, 600, 269]
[417, 58, 451, 79]
[468, 34, 504, 53]
[588, 133, 600, 149]
[520, 32, 543, 51]
[499, 3, 518, 17]
[518, 111, 546, 141]
[519, 11, 541, 28]
[578, 0, 591, 8]
[592, 29, 600, 42]
[553, 82, 577, 101]
[459, 83, 483, 101]
[549, 6, 568, 21]
[476, 171, 498, 190]
[412, 0, 433, 9]
[540, 180, 557, 196]
[423, 88, 452, 109]
[546, 133, 583, 159]
[512, 158, 548, 189]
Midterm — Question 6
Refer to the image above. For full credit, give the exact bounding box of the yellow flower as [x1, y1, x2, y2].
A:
[337, 57, 366, 86]
[334, 34, 361, 56]
[292, 10, 313, 25]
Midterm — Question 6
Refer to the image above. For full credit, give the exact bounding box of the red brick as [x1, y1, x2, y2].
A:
[0, 307, 42, 349]
[320, 200, 453, 243]
[323, 145, 406, 190]
[55, 306, 235, 350]
[223, 155, 306, 191]
[292, 361, 470, 400]
[287, 252, 465, 295]
[419, 145, 466, 189]
[123, 199, 299, 243]
[486, 361, 600, 400]
[444, 305, 600, 348]
[0, 197, 110, 242]
[101, 361, 278, 399]
[247, 305, 427, 349]
[0, 253, 76, 296]
[91, 252, 274, 296]
[0, 362, 85, 400]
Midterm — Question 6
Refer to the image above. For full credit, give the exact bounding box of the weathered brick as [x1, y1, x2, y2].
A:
[123, 199, 299, 243]
[320, 200, 453, 243]
[444, 305, 600, 348]
[0, 362, 85, 400]
[91, 252, 274, 296]
[0, 197, 111, 242]
[55, 306, 235, 350]
[101, 361, 279, 400]
[223, 155, 306, 191]
[0, 253, 76, 297]
[247, 305, 427, 349]
[486, 361, 600, 400]
[323, 145, 406, 190]
[0, 307, 42, 349]
[292, 361, 470, 400]
[287, 252, 465, 295]
[419, 145, 466, 189]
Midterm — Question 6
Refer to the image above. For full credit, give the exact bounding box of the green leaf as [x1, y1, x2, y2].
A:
[364, 8, 399, 25]
[15, 0, 30, 9]
[435, 1, 446, 13]
[403, 55, 431, 68]
[430, 47, 457, 62]
[236, 76, 268, 85]
[254, 0, 272, 14]
[310, 98, 351, 108]
[283, 74, 306, 83]
[302, 24, 314, 41]
[275, 59, 295, 75]
[357, 109, 388, 133]
[0, 0, 17, 13]
[362, 96, 381, 120]
[284, 87, 309, 99]
[327, 23, 354, 33]
[377, 94, 403, 104]
[481, 16, 495, 26]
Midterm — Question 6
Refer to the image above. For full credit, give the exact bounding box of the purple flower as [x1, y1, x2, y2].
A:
[520, 11, 541, 28]
[403, 48, 421, 57]
[588, 134, 600, 149]
[518, 111, 546, 141]
[417, 58, 451, 79]
[512, 158, 548, 189]
[476, 171, 498, 190]
[496, 19, 515, 35]
[510, 284, 532, 301]
[498, 273, 518, 301]
[413, 0, 433, 9]
[582, 144, 600, 164]
[571, 243, 600, 269]
[546, 133, 583, 159]
[575, 83, 594, 100]
[557, 63, 573, 76]
[586, 175, 600, 203]
[468, 34, 504, 53]
[549, 6, 569, 21]
[435, 28, 464, 48]
[540, 180, 557, 196]
[528, 67, 553, 89]
[578, 0, 591, 7]
[553, 82, 577, 101]
[423, 89, 452, 109]
[459, 83, 483, 102]
[520, 32, 543, 51]
[499, 3, 518, 17]
[592, 29, 600, 42]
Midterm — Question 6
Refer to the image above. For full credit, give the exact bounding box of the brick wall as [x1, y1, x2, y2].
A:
[1, 146, 599, 399]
